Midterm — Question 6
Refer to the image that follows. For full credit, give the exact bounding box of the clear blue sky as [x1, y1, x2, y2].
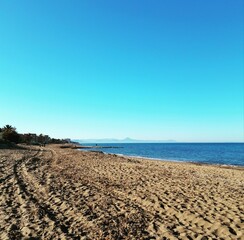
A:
[0, 0, 243, 142]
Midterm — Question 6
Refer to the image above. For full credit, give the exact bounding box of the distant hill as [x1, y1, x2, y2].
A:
[73, 137, 176, 144]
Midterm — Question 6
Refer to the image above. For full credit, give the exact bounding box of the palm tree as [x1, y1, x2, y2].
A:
[3, 125, 16, 131]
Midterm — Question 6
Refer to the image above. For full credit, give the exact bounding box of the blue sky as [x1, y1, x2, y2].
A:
[0, 0, 243, 142]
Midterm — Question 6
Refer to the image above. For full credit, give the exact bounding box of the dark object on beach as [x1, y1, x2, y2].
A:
[90, 150, 104, 154]
[60, 144, 74, 149]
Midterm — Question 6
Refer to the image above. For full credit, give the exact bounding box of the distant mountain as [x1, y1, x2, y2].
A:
[73, 137, 176, 144]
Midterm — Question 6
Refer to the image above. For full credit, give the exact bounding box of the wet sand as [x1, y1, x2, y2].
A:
[0, 144, 243, 239]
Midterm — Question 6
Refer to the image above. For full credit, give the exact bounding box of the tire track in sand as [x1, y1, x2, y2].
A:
[0, 148, 41, 239]
[12, 148, 84, 239]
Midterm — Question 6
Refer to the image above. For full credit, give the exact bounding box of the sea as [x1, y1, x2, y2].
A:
[79, 143, 244, 166]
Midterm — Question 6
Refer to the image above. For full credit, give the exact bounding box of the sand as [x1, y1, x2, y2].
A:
[0, 144, 243, 239]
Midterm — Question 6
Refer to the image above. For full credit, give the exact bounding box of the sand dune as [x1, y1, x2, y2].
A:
[0, 144, 243, 239]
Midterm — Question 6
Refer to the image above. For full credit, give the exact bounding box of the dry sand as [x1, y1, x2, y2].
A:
[0, 144, 243, 239]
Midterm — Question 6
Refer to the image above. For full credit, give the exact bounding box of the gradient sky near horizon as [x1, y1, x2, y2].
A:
[0, 0, 243, 142]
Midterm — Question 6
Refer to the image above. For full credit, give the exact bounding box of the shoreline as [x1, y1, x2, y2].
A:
[76, 142, 244, 167]
[78, 148, 244, 169]
[129, 155, 244, 170]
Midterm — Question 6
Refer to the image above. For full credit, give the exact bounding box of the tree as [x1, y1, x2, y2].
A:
[2, 125, 20, 143]
[3, 125, 16, 131]
[38, 134, 45, 144]
[20, 133, 32, 144]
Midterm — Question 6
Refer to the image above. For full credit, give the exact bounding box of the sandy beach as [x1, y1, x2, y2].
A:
[0, 144, 243, 239]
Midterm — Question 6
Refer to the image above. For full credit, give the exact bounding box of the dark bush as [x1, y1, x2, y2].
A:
[2, 129, 20, 143]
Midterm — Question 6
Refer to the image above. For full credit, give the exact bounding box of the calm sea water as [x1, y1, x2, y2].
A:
[79, 143, 244, 166]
